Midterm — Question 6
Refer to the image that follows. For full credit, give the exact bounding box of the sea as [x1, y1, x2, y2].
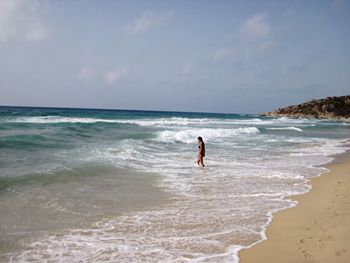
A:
[0, 106, 349, 262]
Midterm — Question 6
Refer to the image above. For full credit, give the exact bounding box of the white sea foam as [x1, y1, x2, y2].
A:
[8, 116, 123, 124]
[157, 127, 260, 143]
[276, 117, 315, 123]
[267, 126, 303, 132]
[288, 138, 349, 157]
[8, 115, 314, 127]
[7, 116, 212, 126]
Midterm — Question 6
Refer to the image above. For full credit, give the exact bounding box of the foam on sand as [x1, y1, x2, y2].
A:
[239, 154, 350, 263]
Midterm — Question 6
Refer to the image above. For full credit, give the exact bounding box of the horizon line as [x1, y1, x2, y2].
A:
[0, 104, 251, 116]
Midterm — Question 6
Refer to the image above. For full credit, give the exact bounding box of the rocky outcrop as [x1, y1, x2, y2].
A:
[261, 95, 350, 120]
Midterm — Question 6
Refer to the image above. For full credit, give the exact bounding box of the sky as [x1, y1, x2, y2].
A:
[0, 0, 349, 114]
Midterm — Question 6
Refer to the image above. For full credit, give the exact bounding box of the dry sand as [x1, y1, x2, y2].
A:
[239, 154, 350, 263]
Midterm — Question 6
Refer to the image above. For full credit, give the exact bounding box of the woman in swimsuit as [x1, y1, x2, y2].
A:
[197, 136, 205, 167]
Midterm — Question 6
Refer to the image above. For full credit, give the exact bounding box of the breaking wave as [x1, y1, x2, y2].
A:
[266, 126, 303, 132]
[157, 127, 260, 143]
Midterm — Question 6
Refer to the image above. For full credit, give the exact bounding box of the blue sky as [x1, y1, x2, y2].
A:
[0, 0, 349, 113]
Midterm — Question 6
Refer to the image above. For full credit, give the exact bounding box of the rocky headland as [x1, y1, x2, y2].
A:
[261, 95, 350, 120]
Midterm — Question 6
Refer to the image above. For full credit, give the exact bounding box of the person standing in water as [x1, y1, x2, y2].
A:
[197, 136, 205, 167]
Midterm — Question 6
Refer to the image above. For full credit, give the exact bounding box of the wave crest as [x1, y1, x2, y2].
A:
[267, 127, 303, 132]
[157, 127, 260, 143]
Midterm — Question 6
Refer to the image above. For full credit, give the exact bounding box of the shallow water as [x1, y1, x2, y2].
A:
[0, 106, 349, 262]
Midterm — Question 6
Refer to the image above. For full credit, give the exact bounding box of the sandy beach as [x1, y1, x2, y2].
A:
[239, 153, 350, 263]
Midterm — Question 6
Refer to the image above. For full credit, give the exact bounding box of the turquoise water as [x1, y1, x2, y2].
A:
[1, 106, 349, 262]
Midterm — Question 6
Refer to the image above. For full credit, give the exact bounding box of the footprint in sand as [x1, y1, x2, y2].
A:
[302, 250, 312, 259]
[297, 239, 305, 250]
[335, 249, 347, 257]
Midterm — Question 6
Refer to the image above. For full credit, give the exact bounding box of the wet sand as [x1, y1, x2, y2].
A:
[239, 154, 350, 263]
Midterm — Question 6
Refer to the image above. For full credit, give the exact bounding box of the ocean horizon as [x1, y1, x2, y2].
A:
[1, 106, 349, 262]
[0, 105, 249, 116]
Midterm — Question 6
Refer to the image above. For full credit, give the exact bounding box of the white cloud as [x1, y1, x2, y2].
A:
[213, 47, 235, 61]
[126, 10, 173, 35]
[105, 67, 128, 85]
[0, 0, 48, 42]
[240, 14, 270, 40]
[258, 40, 278, 52]
[78, 67, 97, 83]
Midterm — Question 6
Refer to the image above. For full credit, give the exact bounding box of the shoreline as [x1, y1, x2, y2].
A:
[239, 151, 350, 262]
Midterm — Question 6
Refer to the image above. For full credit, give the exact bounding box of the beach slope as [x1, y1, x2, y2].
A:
[239, 156, 350, 263]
